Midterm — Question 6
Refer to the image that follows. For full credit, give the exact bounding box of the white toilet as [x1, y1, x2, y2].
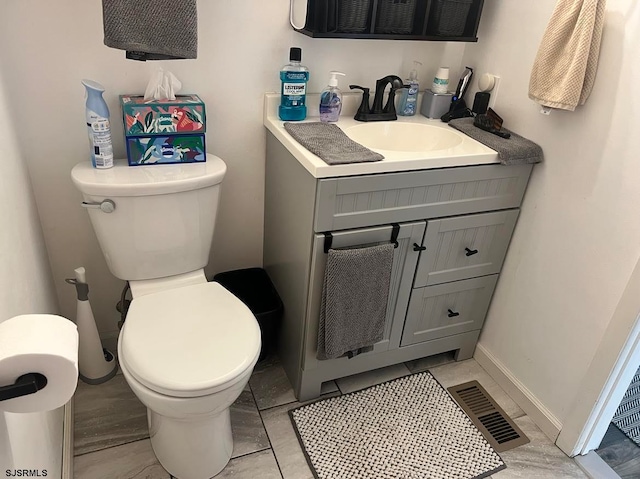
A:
[71, 155, 261, 479]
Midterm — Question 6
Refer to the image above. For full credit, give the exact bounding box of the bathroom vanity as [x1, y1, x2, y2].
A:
[263, 94, 532, 400]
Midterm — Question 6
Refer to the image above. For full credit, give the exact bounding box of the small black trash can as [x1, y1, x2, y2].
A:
[213, 268, 283, 361]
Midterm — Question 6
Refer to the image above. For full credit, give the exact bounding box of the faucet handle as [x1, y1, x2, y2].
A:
[350, 85, 371, 120]
[349, 85, 370, 94]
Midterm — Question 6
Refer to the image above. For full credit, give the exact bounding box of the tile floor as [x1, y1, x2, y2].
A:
[596, 423, 640, 478]
[73, 353, 586, 479]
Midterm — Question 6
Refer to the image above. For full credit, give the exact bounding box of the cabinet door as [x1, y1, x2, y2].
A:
[401, 275, 498, 346]
[414, 210, 518, 287]
[303, 221, 426, 370]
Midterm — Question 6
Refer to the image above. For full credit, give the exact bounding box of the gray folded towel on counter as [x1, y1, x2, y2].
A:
[449, 118, 544, 166]
[317, 243, 394, 360]
[284, 122, 384, 165]
[102, 0, 197, 60]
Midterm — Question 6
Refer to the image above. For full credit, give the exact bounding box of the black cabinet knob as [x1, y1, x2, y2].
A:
[447, 309, 460, 318]
[413, 243, 427, 252]
[465, 247, 479, 257]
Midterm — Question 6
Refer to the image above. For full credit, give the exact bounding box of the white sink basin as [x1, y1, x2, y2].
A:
[344, 122, 464, 152]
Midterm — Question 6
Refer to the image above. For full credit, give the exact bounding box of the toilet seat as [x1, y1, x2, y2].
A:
[120, 282, 261, 398]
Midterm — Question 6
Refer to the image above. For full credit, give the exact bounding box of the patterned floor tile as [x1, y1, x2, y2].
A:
[231, 389, 271, 458]
[260, 393, 341, 479]
[495, 416, 586, 478]
[250, 354, 337, 410]
[74, 439, 169, 479]
[216, 449, 282, 479]
[74, 375, 148, 456]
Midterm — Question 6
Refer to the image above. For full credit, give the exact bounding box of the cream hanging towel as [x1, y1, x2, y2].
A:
[529, 0, 606, 111]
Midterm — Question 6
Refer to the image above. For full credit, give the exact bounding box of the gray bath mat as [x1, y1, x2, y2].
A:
[612, 366, 640, 446]
[290, 372, 506, 479]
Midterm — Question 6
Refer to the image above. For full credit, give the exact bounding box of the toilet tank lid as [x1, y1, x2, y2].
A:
[71, 154, 226, 197]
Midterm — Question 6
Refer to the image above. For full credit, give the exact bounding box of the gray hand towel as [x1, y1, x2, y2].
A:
[317, 244, 394, 360]
[284, 122, 384, 165]
[449, 118, 544, 166]
[102, 0, 197, 60]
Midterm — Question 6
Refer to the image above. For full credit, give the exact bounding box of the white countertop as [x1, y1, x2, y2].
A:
[263, 92, 499, 179]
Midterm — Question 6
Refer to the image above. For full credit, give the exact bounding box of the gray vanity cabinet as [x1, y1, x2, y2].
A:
[264, 132, 533, 401]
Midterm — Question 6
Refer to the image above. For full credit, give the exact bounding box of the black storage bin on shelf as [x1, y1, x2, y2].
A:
[376, 0, 417, 34]
[337, 0, 372, 32]
[431, 0, 473, 36]
[213, 268, 283, 362]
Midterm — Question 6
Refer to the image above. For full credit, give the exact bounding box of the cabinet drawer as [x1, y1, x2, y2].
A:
[414, 210, 519, 287]
[314, 164, 532, 232]
[401, 275, 498, 346]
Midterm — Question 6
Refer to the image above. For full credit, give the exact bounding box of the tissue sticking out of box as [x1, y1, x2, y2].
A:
[144, 68, 182, 101]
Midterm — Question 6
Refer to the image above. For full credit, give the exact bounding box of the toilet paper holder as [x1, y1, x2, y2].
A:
[0, 373, 47, 402]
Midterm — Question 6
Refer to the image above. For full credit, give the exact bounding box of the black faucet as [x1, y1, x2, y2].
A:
[350, 75, 407, 122]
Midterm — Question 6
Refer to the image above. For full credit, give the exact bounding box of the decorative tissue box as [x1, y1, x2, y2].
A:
[125, 134, 206, 166]
[120, 94, 206, 136]
[120, 94, 207, 166]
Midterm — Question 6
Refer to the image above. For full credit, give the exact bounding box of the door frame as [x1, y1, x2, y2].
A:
[556, 258, 640, 456]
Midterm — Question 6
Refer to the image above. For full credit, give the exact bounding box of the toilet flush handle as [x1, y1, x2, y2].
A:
[81, 199, 116, 213]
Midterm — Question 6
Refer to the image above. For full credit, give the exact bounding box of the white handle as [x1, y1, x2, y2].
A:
[81, 199, 116, 213]
[74, 267, 86, 284]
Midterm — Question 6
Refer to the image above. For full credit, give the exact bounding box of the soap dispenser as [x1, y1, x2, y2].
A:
[319, 71, 346, 122]
[398, 61, 422, 116]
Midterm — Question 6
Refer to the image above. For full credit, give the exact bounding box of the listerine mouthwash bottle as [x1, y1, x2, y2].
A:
[279, 47, 309, 121]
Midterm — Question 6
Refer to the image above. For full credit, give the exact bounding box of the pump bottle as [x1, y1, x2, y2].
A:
[398, 61, 422, 117]
[279, 47, 310, 121]
[82, 79, 114, 169]
[319, 71, 346, 122]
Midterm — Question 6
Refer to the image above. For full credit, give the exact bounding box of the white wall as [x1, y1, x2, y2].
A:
[0, 65, 63, 477]
[0, 0, 465, 341]
[464, 0, 640, 428]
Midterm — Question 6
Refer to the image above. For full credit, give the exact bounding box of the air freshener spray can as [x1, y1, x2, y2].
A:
[82, 79, 114, 169]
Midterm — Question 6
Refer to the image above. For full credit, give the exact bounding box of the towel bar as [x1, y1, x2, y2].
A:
[323, 223, 401, 254]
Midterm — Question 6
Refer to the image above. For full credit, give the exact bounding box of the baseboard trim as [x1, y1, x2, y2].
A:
[474, 343, 562, 442]
[62, 399, 73, 479]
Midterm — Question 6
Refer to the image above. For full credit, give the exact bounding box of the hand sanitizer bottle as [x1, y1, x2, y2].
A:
[82, 80, 114, 169]
[279, 47, 310, 121]
[398, 61, 422, 117]
[319, 71, 346, 123]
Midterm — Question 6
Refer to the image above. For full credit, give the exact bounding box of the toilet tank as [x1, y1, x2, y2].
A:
[71, 155, 227, 281]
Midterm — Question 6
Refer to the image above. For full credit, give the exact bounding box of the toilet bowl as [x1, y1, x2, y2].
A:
[71, 156, 262, 478]
[119, 280, 261, 479]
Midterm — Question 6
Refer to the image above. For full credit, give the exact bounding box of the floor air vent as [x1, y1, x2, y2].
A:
[448, 381, 530, 453]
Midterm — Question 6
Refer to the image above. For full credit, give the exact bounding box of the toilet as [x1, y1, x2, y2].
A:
[71, 155, 261, 479]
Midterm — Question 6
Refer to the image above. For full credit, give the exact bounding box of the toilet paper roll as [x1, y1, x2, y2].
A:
[0, 314, 78, 413]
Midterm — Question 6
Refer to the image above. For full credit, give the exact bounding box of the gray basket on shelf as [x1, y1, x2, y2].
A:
[337, 0, 372, 33]
[376, 0, 417, 34]
[431, 0, 473, 36]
